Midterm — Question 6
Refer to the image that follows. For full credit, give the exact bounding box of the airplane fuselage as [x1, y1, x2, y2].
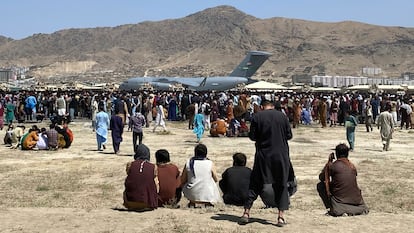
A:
[118, 51, 272, 92]
[119, 76, 248, 92]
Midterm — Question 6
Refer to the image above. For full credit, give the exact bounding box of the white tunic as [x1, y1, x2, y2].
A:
[154, 105, 165, 126]
[182, 159, 221, 203]
[36, 133, 48, 150]
[378, 111, 393, 141]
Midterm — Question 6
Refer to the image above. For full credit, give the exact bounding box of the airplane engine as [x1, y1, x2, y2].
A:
[152, 82, 172, 91]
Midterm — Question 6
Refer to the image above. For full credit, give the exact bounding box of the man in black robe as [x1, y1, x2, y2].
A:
[110, 114, 124, 154]
[239, 100, 293, 227]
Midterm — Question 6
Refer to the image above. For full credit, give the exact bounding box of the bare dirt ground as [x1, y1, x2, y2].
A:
[0, 119, 413, 233]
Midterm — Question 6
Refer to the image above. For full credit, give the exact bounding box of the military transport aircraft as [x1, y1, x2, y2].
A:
[118, 51, 271, 92]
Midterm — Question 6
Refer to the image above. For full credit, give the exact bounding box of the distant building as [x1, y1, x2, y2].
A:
[0, 69, 13, 83]
[402, 72, 414, 80]
[362, 67, 382, 76]
[311, 75, 414, 87]
[291, 74, 312, 84]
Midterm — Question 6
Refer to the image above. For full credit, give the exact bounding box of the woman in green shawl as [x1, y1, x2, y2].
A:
[5, 100, 16, 124]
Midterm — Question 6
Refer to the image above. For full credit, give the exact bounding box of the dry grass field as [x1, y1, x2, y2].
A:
[0, 119, 413, 233]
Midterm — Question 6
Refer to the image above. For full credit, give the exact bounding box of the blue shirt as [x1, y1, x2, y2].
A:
[96, 111, 110, 139]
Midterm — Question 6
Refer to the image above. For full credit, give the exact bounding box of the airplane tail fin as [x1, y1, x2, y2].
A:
[229, 51, 272, 78]
[199, 77, 207, 87]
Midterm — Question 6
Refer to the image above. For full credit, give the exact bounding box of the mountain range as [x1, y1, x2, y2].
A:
[1, 5, 414, 84]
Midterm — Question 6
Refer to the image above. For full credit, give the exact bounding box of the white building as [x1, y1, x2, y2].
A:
[312, 75, 414, 87]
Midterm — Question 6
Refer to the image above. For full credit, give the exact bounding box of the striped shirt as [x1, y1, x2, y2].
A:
[45, 128, 58, 148]
[130, 113, 146, 133]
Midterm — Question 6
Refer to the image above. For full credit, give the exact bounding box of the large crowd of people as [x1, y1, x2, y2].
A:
[1, 88, 413, 227]
[1, 89, 413, 139]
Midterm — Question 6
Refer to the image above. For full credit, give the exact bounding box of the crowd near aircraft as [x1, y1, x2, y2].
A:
[118, 51, 272, 92]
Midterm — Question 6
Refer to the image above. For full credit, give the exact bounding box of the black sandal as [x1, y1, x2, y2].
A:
[187, 202, 196, 208]
[238, 212, 249, 225]
[204, 203, 214, 208]
[276, 216, 287, 227]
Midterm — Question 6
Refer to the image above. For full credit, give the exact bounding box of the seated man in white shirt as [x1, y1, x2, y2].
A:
[36, 128, 49, 150]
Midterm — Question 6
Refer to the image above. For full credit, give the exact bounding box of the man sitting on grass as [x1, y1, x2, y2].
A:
[219, 153, 251, 206]
[123, 144, 158, 211]
[317, 143, 369, 216]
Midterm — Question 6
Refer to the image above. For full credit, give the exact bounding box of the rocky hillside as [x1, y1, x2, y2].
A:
[1, 5, 414, 83]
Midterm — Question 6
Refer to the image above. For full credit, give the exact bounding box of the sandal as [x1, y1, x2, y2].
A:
[276, 216, 287, 227]
[204, 203, 214, 208]
[187, 202, 196, 208]
[238, 212, 249, 225]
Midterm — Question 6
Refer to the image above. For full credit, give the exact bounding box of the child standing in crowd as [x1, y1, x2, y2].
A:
[193, 112, 204, 143]
[344, 111, 358, 151]
[130, 108, 146, 153]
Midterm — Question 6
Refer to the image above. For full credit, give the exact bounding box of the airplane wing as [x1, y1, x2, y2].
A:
[158, 77, 204, 88]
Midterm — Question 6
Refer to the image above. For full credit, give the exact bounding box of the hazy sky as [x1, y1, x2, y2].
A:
[2, 0, 413, 39]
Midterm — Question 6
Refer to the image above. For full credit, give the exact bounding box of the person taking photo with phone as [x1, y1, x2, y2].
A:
[317, 143, 369, 217]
